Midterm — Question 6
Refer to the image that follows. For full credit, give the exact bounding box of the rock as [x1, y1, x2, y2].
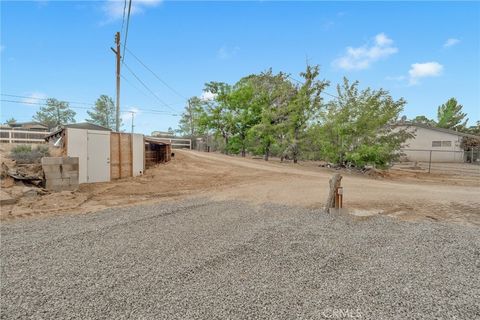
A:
[22, 187, 38, 198]
[0, 190, 16, 205]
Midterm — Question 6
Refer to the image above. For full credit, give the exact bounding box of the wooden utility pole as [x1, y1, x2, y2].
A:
[110, 32, 121, 132]
[130, 111, 135, 134]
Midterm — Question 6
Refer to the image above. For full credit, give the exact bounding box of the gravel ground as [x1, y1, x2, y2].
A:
[1, 198, 479, 319]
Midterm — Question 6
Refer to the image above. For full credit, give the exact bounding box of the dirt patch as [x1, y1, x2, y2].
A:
[1, 150, 479, 226]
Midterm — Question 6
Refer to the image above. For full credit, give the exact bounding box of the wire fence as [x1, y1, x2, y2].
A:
[395, 148, 480, 175]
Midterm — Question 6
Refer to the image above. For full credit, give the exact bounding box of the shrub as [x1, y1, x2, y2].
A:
[10, 145, 51, 164]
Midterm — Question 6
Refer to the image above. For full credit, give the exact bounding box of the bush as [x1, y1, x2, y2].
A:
[10, 145, 51, 164]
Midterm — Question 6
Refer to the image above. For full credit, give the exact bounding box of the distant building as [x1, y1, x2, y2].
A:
[396, 122, 479, 162]
[9, 121, 49, 132]
[151, 131, 175, 138]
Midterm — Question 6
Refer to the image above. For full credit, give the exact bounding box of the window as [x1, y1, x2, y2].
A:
[441, 141, 452, 147]
[432, 141, 452, 147]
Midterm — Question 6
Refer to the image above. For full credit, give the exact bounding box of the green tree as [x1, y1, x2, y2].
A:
[285, 65, 329, 163]
[5, 117, 17, 125]
[228, 78, 263, 157]
[201, 82, 236, 154]
[412, 115, 436, 126]
[436, 98, 468, 131]
[33, 98, 76, 129]
[247, 70, 295, 160]
[466, 121, 480, 135]
[316, 78, 411, 168]
[86, 95, 117, 130]
[177, 96, 206, 138]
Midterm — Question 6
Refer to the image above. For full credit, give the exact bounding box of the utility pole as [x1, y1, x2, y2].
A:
[130, 111, 135, 134]
[110, 32, 121, 132]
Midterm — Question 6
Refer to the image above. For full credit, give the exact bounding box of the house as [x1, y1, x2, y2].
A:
[395, 122, 480, 162]
[45, 123, 172, 184]
[9, 121, 49, 131]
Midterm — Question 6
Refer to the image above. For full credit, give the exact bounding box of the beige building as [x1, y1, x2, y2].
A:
[396, 123, 478, 162]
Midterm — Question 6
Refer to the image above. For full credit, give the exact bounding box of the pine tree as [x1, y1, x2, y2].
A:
[86, 95, 117, 130]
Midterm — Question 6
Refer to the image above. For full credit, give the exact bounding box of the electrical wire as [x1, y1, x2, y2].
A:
[0, 98, 180, 116]
[125, 46, 188, 100]
[121, 0, 127, 35]
[122, 0, 132, 62]
[122, 63, 179, 112]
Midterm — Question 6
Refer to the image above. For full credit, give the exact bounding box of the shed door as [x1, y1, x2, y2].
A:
[87, 132, 110, 182]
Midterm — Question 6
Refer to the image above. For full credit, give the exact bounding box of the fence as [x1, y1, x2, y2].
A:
[147, 137, 192, 149]
[0, 129, 48, 144]
[396, 148, 480, 174]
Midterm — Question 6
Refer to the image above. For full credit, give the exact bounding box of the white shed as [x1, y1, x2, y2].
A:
[45, 123, 145, 183]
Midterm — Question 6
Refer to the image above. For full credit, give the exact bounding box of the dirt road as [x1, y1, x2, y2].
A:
[2, 150, 479, 225]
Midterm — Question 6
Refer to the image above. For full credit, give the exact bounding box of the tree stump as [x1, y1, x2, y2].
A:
[325, 173, 342, 212]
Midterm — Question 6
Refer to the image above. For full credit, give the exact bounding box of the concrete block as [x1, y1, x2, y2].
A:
[69, 177, 79, 187]
[62, 157, 79, 165]
[61, 171, 79, 179]
[41, 157, 64, 165]
[61, 164, 79, 172]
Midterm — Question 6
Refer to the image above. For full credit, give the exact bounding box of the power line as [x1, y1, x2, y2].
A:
[121, 0, 127, 35]
[0, 99, 180, 116]
[1, 94, 92, 106]
[122, 0, 132, 63]
[1, 93, 181, 114]
[125, 46, 188, 100]
[122, 62, 179, 112]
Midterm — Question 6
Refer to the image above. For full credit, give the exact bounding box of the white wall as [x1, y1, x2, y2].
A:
[399, 125, 464, 162]
[132, 134, 144, 176]
[66, 128, 112, 183]
[66, 128, 88, 183]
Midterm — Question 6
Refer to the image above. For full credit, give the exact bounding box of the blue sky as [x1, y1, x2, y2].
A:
[1, 1, 479, 134]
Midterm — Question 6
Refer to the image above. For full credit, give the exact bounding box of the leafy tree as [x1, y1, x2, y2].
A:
[466, 121, 480, 135]
[201, 82, 235, 154]
[316, 78, 411, 168]
[228, 78, 263, 157]
[412, 115, 436, 126]
[247, 70, 295, 160]
[285, 65, 329, 163]
[437, 98, 468, 131]
[33, 98, 76, 129]
[177, 96, 206, 138]
[86, 95, 117, 130]
[5, 117, 17, 125]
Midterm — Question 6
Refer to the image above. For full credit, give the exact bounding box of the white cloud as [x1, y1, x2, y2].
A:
[408, 62, 444, 85]
[103, 0, 162, 21]
[217, 45, 239, 60]
[333, 33, 398, 71]
[21, 92, 48, 105]
[443, 38, 460, 48]
[201, 91, 216, 101]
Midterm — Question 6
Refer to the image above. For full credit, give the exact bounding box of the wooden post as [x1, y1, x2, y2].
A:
[325, 173, 342, 212]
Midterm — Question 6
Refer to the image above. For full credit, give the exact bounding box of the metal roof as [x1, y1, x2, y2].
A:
[144, 136, 172, 145]
[44, 122, 112, 140]
[396, 122, 479, 139]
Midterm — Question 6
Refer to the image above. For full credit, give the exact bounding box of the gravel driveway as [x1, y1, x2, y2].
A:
[1, 198, 479, 319]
